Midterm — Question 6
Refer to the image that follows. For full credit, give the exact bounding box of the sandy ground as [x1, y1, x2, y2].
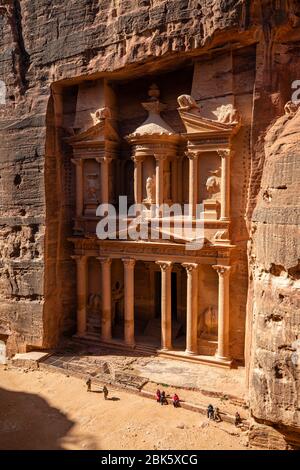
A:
[0, 367, 251, 450]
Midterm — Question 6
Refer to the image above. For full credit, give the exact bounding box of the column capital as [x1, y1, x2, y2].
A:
[97, 257, 112, 266]
[217, 149, 231, 159]
[122, 258, 136, 268]
[71, 158, 83, 167]
[185, 151, 199, 160]
[154, 153, 167, 161]
[182, 262, 198, 273]
[131, 155, 145, 163]
[96, 156, 113, 164]
[156, 261, 173, 272]
[212, 265, 231, 276]
[71, 254, 87, 262]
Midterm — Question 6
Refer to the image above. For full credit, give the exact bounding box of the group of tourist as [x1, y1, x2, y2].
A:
[86, 377, 108, 399]
[85, 377, 243, 427]
[156, 389, 180, 407]
[207, 404, 243, 426]
[207, 404, 222, 422]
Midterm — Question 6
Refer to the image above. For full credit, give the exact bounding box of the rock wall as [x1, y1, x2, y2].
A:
[0, 0, 300, 448]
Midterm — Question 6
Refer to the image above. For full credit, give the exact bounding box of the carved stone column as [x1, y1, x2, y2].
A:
[97, 157, 111, 205]
[177, 155, 183, 204]
[72, 255, 88, 336]
[218, 150, 231, 221]
[132, 155, 144, 205]
[212, 265, 231, 361]
[71, 159, 84, 220]
[155, 155, 165, 217]
[182, 263, 199, 355]
[98, 257, 112, 341]
[156, 261, 173, 351]
[122, 258, 136, 346]
[171, 158, 177, 203]
[187, 152, 199, 218]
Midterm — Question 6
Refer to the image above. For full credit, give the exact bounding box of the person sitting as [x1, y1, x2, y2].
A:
[160, 391, 168, 405]
[156, 389, 161, 403]
[172, 393, 180, 408]
[213, 407, 222, 422]
[207, 404, 214, 420]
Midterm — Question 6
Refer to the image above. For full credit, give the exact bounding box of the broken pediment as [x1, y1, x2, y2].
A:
[66, 118, 119, 149]
[177, 96, 241, 138]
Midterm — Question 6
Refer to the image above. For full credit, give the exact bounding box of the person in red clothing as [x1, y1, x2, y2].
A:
[156, 389, 161, 403]
[172, 393, 180, 408]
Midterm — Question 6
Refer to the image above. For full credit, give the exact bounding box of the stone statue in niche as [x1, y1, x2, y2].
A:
[206, 168, 221, 199]
[146, 175, 156, 203]
[213, 104, 240, 124]
[88, 294, 101, 313]
[177, 94, 199, 111]
[164, 169, 171, 201]
[86, 174, 99, 202]
[199, 305, 218, 339]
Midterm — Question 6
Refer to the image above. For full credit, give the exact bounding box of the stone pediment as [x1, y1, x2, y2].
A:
[178, 109, 239, 137]
[103, 221, 207, 248]
[66, 120, 119, 148]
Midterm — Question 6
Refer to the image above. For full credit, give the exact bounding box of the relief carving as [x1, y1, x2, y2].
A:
[86, 174, 100, 203]
[284, 100, 300, 117]
[177, 94, 199, 111]
[198, 305, 218, 339]
[206, 168, 221, 199]
[212, 104, 240, 125]
[145, 175, 156, 203]
[91, 106, 111, 125]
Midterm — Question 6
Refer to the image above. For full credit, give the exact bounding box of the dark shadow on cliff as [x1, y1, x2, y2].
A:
[0, 386, 75, 450]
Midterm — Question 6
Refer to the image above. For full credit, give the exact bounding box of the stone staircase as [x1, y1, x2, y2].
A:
[198, 338, 218, 356]
[144, 318, 183, 340]
[87, 312, 101, 335]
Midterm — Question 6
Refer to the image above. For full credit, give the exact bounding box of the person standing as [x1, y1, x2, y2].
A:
[86, 377, 92, 392]
[207, 404, 214, 419]
[156, 389, 161, 403]
[103, 385, 108, 400]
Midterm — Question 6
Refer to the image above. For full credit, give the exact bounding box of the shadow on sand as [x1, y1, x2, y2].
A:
[0, 386, 96, 450]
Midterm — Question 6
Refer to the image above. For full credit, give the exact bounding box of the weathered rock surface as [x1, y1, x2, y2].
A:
[0, 0, 300, 448]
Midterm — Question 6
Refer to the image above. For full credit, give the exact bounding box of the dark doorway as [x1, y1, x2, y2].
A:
[155, 271, 161, 318]
[171, 272, 177, 321]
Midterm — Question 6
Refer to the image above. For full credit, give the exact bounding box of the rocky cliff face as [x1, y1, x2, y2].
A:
[0, 0, 300, 448]
[248, 105, 300, 449]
